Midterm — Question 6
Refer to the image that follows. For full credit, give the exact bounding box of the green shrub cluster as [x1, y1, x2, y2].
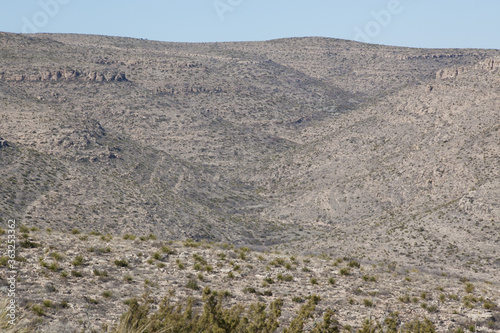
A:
[111, 292, 342, 333]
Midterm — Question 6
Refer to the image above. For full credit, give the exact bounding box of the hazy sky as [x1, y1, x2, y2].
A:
[0, 0, 498, 49]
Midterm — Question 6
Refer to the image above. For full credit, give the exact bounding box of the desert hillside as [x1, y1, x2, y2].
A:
[0, 32, 499, 331]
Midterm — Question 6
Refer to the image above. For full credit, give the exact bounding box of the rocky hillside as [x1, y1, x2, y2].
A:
[0, 31, 499, 331]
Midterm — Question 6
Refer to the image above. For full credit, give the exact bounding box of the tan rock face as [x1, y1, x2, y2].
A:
[0, 68, 128, 82]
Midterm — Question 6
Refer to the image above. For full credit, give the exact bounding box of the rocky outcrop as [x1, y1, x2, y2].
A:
[435, 66, 467, 79]
[436, 57, 500, 80]
[478, 57, 500, 72]
[0, 68, 128, 83]
[155, 84, 223, 95]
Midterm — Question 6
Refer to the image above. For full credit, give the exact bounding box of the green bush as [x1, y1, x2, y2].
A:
[115, 259, 129, 268]
[123, 233, 136, 240]
[363, 299, 373, 307]
[186, 279, 199, 290]
[20, 240, 41, 248]
[20, 288, 436, 333]
[32, 305, 44, 316]
[72, 255, 85, 266]
[348, 260, 360, 268]
[0, 256, 8, 267]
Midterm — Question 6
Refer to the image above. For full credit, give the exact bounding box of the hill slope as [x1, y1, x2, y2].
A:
[0, 32, 499, 286]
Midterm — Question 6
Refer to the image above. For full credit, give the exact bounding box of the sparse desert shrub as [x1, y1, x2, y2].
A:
[32, 305, 44, 316]
[48, 262, 60, 272]
[340, 268, 350, 276]
[176, 259, 185, 269]
[101, 234, 113, 242]
[277, 273, 293, 282]
[262, 290, 272, 296]
[363, 299, 373, 307]
[20, 240, 41, 248]
[348, 260, 360, 268]
[50, 252, 64, 261]
[114, 259, 129, 268]
[426, 305, 438, 313]
[484, 299, 496, 310]
[465, 283, 475, 293]
[186, 279, 199, 290]
[112, 290, 285, 333]
[264, 277, 274, 284]
[93, 269, 108, 277]
[72, 255, 85, 266]
[0, 256, 8, 267]
[193, 253, 207, 264]
[161, 246, 176, 254]
[71, 228, 80, 235]
[243, 286, 256, 294]
[183, 239, 200, 248]
[402, 317, 436, 332]
[399, 295, 411, 303]
[310, 278, 318, 285]
[42, 300, 53, 308]
[123, 233, 136, 240]
[270, 258, 286, 266]
[102, 291, 113, 298]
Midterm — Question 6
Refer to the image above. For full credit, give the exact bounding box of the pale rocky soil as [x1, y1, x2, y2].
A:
[1, 227, 499, 332]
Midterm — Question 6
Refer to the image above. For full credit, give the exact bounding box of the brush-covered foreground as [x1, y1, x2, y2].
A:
[0, 227, 498, 332]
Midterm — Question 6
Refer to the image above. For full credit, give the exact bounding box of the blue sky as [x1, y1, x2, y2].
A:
[0, 0, 498, 49]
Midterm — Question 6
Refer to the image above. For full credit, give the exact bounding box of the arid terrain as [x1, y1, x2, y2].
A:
[0, 32, 499, 331]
